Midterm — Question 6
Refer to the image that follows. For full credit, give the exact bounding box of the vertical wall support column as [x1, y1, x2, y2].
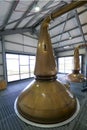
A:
[85, 47, 87, 78]
[1, 36, 7, 81]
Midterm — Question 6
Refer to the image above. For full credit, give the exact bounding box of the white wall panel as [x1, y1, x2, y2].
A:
[24, 36, 37, 47]
[5, 42, 24, 52]
[0, 77, 3, 81]
[0, 65, 3, 75]
[5, 34, 38, 54]
[5, 41, 37, 54]
[57, 48, 85, 57]
[0, 41, 2, 52]
[0, 54, 2, 64]
[24, 46, 36, 54]
[85, 35, 87, 41]
[0, 40, 3, 80]
[5, 34, 23, 44]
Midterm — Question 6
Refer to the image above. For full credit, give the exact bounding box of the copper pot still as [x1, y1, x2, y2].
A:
[66, 46, 85, 83]
[14, 1, 87, 127]
[14, 20, 79, 127]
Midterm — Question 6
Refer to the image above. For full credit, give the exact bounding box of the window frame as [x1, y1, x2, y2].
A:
[6, 53, 36, 82]
[57, 55, 82, 74]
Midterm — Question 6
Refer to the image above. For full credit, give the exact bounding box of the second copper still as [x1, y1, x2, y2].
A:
[66, 45, 85, 83]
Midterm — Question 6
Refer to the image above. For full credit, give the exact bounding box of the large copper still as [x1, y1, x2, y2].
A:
[14, 1, 87, 127]
[67, 44, 87, 82]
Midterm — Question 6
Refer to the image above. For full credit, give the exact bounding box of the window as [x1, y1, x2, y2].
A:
[58, 56, 82, 73]
[20, 55, 29, 79]
[6, 54, 20, 82]
[29, 56, 36, 77]
[6, 54, 36, 82]
[58, 58, 65, 73]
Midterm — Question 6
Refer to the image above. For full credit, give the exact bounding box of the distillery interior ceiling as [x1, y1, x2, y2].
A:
[0, 0, 87, 53]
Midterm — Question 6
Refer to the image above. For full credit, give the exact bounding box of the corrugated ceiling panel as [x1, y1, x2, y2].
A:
[50, 23, 65, 36]
[16, 1, 31, 11]
[77, 6, 87, 13]
[69, 37, 83, 44]
[79, 11, 87, 24]
[27, 10, 51, 27]
[0, 1, 12, 26]
[51, 33, 69, 43]
[46, 0, 60, 8]
[8, 11, 23, 23]
[17, 16, 34, 28]
[5, 22, 19, 29]
[53, 36, 83, 48]
[60, 33, 70, 40]
[8, 1, 31, 23]
[50, 15, 67, 29]
[65, 18, 78, 31]
[82, 25, 87, 34]
[34, 0, 51, 9]
[51, 28, 81, 43]
[51, 35, 61, 43]
[50, 18, 77, 37]
[69, 28, 81, 37]
[49, 11, 74, 29]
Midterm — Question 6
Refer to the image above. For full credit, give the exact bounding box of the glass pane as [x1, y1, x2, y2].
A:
[59, 58, 64, 64]
[58, 56, 82, 74]
[8, 75, 20, 82]
[20, 66, 29, 74]
[30, 65, 35, 71]
[20, 74, 29, 79]
[65, 57, 73, 73]
[79, 56, 81, 69]
[6, 53, 36, 82]
[30, 56, 35, 77]
[30, 72, 34, 77]
[30, 56, 35, 60]
[58, 58, 64, 73]
[30, 60, 35, 65]
[20, 55, 29, 65]
[6, 54, 18, 59]
[7, 59, 19, 75]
